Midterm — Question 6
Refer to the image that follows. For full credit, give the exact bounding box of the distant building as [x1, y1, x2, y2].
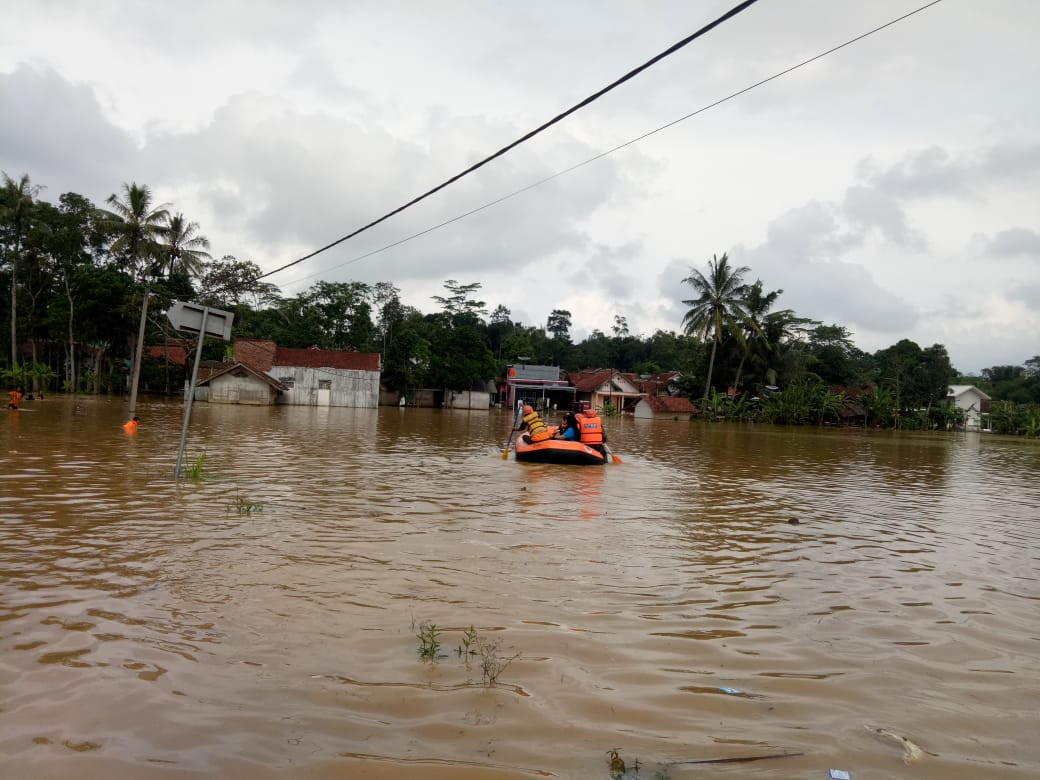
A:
[948, 385, 991, 430]
[196, 339, 380, 407]
[409, 386, 492, 409]
[198, 361, 288, 405]
[146, 338, 191, 366]
[566, 369, 643, 413]
[633, 395, 698, 420]
[503, 363, 574, 409]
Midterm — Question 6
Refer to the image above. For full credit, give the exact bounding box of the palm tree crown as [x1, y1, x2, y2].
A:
[160, 213, 211, 281]
[732, 279, 783, 389]
[104, 182, 169, 280]
[681, 252, 750, 400]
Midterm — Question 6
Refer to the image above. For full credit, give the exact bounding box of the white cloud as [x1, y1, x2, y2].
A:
[977, 227, 1040, 257]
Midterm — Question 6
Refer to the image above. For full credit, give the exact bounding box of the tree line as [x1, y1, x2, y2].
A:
[2, 172, 1037, 433]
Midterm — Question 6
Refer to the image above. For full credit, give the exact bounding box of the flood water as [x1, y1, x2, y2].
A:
[2, 396, 1038, 779]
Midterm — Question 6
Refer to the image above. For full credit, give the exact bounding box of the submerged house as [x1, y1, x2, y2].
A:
[633, 395, 698, 420]
[197, 339, 381, 407]
[502, 363, 575, 410]
[199, 361, 289, 405]
[566, 369, 643, 413]
[948, 384, 991, 430]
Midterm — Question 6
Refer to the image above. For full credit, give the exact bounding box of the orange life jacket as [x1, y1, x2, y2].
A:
[521, 410, 551, 442]
[122, 419, 139, 433]
[578, 411, 604, 444]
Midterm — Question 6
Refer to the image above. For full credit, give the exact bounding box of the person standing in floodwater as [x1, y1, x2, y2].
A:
[122, 416, 140, 433]
[7, 386, 23, 410]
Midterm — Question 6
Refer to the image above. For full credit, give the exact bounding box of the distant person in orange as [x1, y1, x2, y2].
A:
[122, 416, 140, 433]
[7, 386, 23, 410]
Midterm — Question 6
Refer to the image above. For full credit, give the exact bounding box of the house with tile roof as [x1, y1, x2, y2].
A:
[196, 339, 381, 407]
[565, 368, 643, 413]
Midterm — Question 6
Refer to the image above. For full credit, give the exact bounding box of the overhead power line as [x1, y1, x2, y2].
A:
[253, 0, 761, 282]
[279, 0, 946, 290]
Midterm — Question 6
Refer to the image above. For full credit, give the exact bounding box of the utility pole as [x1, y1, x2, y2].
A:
[127, 285, 150, 418]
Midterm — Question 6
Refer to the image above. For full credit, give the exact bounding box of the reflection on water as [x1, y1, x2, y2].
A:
[2, 397, 1039, 779]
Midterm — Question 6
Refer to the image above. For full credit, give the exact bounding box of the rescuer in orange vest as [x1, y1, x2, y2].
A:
[515, 404, 551, 443]
[576, 405, 606, 452]
[122, 416, 140, 433]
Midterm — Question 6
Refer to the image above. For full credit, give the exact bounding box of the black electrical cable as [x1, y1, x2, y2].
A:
[252, 0, 761, 282]
[277, 0, 945, 290]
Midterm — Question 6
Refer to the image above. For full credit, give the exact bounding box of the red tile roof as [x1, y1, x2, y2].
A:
[233, 339, 380, 372]
[640, 395, 698, 414]
[566, 369, 614, 392]
[233, 339, 278, 371]
[147, 341, 191, 366]
[273, 346, 380, 372]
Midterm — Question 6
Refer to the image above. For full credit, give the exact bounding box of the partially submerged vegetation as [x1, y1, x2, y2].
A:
[2, 175, 1036, 432]
[415, 620, 518, 687]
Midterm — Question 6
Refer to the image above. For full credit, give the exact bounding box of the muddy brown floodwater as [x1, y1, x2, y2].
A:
[1, 396, 1038, 779]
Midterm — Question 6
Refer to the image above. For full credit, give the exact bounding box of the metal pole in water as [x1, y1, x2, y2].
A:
[174, 307, 210, 479]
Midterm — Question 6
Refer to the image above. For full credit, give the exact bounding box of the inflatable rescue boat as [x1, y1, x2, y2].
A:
[514, 429, 607, 466]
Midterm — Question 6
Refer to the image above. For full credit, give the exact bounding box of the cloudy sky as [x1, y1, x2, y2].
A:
[3, 0, 1038, 373]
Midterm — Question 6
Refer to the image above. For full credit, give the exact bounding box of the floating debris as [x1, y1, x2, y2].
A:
[868, 726, 925, 763]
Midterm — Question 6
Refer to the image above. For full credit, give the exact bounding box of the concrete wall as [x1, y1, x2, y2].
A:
[379, 389, 403, 406]
[271, 365, 379, 408]
[446, 390, 491, 410]
[633, 399, 653, 419]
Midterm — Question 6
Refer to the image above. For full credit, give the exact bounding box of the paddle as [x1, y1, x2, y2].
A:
[604, 443, 623, 464]
[501, 404, 523, 459]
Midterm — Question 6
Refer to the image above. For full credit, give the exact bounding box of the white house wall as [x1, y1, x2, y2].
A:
[271, 366, 379, 408]
[952, 389, 986, 430]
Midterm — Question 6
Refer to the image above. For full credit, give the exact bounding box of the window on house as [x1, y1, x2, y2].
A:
[318, 380, 332, 390]
[279, 376, 295, 388]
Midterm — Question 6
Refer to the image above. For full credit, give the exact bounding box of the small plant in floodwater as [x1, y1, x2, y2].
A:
[607, 749, 649, 779]
[607, 748, 626, 779]
[186, 452, 206, 480]
[417, 621, 441, 660]
[228, 493, 263, 515]
[476, 635, 519, 686]
[456, 624, 478, 659]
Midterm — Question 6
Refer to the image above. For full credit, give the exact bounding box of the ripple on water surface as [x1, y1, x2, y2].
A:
[1, 403, 1038, 778]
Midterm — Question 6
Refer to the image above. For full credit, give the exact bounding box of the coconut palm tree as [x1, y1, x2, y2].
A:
[731, 279, 782, 391]
[158, 213, 211, 281]
[104, 182, 169, 417]
[681, 252, 750, 401]
[1, 172, 42, 369]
